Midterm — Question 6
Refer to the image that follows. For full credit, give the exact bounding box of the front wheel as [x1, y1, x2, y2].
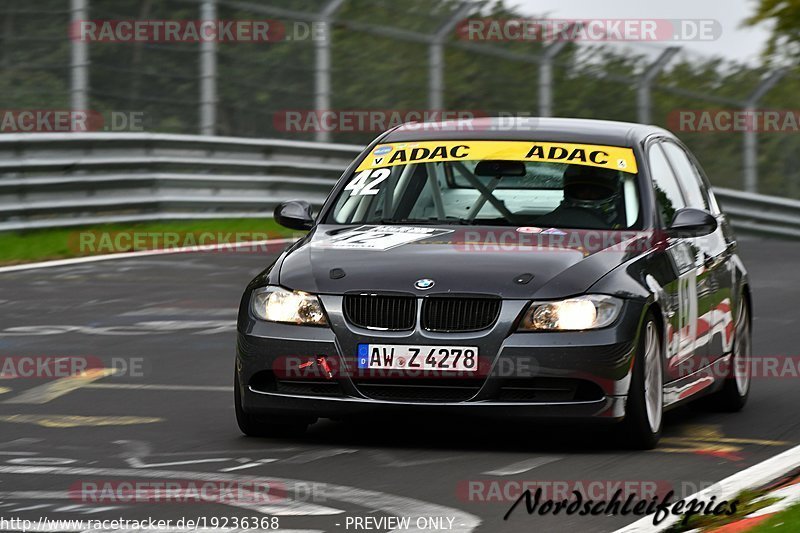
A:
[622, 316, 664, 449]
[234, 373, 311, 438]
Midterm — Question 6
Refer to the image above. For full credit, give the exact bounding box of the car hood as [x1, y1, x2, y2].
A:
[278, 225, 654, 299]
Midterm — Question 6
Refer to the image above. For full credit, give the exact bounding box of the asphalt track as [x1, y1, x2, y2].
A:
[0, 236, 799, 533]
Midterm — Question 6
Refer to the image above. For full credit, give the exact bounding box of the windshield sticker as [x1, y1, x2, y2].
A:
[356, 141, 638, 174]
[344, 168, 391, 196]
[318, 226, 454, 251]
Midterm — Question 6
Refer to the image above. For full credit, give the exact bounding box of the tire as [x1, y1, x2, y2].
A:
[622, 315, 664, 450]
[234, 373, 312, 438]
[706, 300, 751, 412]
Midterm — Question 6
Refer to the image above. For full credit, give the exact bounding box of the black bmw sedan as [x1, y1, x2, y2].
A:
[235, 118, 751, 449]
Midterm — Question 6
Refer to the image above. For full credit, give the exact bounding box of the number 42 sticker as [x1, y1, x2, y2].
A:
[344, 168, 390, 196]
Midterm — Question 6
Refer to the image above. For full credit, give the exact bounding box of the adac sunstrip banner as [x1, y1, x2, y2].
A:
[356, 140, 638, 174]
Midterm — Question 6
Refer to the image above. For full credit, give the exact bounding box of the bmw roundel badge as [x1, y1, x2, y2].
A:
[414, 278, 435, 290]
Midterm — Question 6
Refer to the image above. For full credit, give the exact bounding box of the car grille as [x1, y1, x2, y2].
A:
[421, 297, 501, 332]
[353, 378, 483, 402]
[343, 293, 416, 331]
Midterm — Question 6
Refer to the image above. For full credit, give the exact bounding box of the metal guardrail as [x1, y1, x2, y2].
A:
[0, 133, 797, 238]
[0, 133, 361, 231]
[714, 187, 800, 239]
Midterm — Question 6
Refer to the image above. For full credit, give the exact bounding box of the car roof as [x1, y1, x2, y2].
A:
[381, 117, 674, 148]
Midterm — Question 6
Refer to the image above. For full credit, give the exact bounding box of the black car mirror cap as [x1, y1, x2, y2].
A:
[667, 207, 718, 238]
[274, 200, 314, 231]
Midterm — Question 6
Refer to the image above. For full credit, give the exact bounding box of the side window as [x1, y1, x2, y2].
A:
[661, 142, 710, 210]
[648, 143, 686, 225]
[688, 154, 723, 215]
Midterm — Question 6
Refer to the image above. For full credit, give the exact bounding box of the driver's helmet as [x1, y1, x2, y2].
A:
[562, 165, 622, 225]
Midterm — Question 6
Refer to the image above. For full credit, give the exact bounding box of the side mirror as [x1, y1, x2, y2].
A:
[667, 208, 717, 238]
[274, 200, 314, 231]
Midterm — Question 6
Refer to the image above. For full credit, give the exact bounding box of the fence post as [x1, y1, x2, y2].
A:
[70, 0, 89, 113]
[538, 37, 573, 117]
[314, 0, 345, 143]
[743, 68, 787, 193]
[428, 3, 472, 111]
[637, 46, 680, 124]
[199, 0, 217, 136]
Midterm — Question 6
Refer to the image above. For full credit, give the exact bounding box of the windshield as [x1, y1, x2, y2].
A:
[325, 140, 642, 230]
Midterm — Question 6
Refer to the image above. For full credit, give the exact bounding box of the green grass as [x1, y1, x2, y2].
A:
[749, 502, 800, 531]
[665, 489, 781, 532]
[0, 219, 297, 265]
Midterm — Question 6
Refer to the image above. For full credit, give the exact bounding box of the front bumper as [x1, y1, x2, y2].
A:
[236, 296, 644, 422]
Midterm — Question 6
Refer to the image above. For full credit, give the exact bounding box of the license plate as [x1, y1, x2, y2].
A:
[357, 344, 478, 372]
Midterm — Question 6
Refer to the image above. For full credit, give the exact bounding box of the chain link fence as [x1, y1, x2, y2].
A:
[0, 0, 798, 198]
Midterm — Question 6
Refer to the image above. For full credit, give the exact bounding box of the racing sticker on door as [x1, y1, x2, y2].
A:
[317, 226, 454, 251]
[669, 242, 699, 365]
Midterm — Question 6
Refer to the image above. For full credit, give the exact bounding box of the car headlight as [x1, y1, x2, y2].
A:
[518, 295, 623, 331]
[251, 287, 327, 326]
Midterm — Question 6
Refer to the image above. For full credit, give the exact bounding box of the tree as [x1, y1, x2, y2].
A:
[745, 0, 800, 62]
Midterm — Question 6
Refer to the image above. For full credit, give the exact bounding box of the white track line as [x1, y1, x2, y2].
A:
[615, 443, 800, 532]
[0, 238, 295, 274]
[482, 456, 563, 476]
[83, 383, 231, 392]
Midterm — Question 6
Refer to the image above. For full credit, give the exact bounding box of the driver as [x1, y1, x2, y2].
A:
[559, 165, 622, 226]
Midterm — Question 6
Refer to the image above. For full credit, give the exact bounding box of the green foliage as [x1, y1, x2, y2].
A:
[665, 489, 781, 532]
[749, 501, 800, 532]
[746, 0, 800, 62]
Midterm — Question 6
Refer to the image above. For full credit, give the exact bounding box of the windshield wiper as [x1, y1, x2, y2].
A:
[374, 217, 476, 225]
